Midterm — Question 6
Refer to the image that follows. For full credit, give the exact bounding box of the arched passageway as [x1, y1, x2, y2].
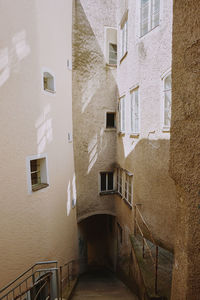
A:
[78, 214, 117, 271]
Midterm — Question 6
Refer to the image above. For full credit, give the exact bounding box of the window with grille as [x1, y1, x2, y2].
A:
[125, 173, 133, 205]
[140, 0, 160, 36]
[121, 19, 128, 58]
[163, 73, 171, 129]
[117, 168, 123, 196]
[119, 96, 125, 132]
[130, 88, 140, 134]
[100, 172, 114, 192]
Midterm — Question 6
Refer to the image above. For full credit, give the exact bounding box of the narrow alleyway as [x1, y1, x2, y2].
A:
[71, 269, 138, 300]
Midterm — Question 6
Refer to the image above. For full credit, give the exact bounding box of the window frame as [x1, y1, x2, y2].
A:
[124, 172, 133, 207]
[119, 96, 126, 133]
[99, 171, 114, 193]
[117, 168, 123, 197]
[104, 26, 117, 67]
[42, 68, 56, 95]
[140, 0, 160, 37]
[161, 69, 171, 132]
[130, 87, 140, 135]
[119, 10, 128, 61]
[26, 153, 49, 194]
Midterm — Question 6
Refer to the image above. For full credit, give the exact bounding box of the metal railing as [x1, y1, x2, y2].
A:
[0, 261, 58, 300]
[134, 204, 158, 295]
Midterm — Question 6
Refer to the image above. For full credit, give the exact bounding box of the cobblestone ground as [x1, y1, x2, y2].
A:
[71, 269, 139, 300]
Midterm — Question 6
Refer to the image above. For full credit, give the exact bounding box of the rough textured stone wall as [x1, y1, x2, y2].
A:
[115, 0, 176, 251]
[73, 0, 118, 221]
[170, 1, 200, 299]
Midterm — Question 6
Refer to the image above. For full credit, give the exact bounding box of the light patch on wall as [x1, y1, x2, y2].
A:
[67, 181, 71, 216]
[72, 174, 77, 208]
[122, 135, 136, 158]
[0, 48, 10, 87]
[87, 134, 98, 174]
[81, 74, 101, 113]
[35, 105, 53, 154]
[12, 30, 30, 61]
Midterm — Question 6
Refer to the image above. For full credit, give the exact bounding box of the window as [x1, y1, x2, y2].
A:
[121, 19, 128, 58]
[163, 73, 171, 129]
[105, 27, 117, 65]
[27, 154, 49, 193]
[100, 172, 114, 192]
[43, 71, 55, 93]
[117, 168, 123, 196]
[119, 96, 125, 132]
[130, 88, 140, 134]
[125, 173, 133, 205]
[106, 112, 115, 128]
[140, 0, 160, 36]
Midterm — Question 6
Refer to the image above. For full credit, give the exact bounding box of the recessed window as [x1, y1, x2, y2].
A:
[163, 73, 171, 130]
[119, 96, 125, 132]
[121, 18, 128, 58]
[140, 0, 160, 36]
[43, 71, 55, 93]
[27, 154, 49, 193]
[125, 173, 133, 205]
[106, 112, 115, 128]
[130, 88, 140, 134]
[100, 172, 114, 192]
[117, 168, 123, 196]
[105, 27, 117, 66]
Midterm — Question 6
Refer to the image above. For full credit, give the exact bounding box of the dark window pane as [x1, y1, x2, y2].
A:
[108, 172, 113, 190]
[106, 113, 115, 128]
[31, 160, 37, 172]
[31, 173, 38, 185]
[101, 173, 106, 191]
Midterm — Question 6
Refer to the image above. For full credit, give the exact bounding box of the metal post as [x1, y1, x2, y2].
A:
[60, 266, 62, 300]
[155, 246, 158, 295]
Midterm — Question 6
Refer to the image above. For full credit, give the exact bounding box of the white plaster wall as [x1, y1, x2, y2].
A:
[116, 0, 176, 250]
[0, 0, 78, 287]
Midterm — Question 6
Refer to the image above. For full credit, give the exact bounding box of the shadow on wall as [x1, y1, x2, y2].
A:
[73, 0, 119, 218]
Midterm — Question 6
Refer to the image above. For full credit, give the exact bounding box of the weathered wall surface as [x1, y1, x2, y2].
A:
[116, 0, 176, 251]
[170, 1, 200, 299]
[0, 0, 78, 287]
[73, 0, 118, 221]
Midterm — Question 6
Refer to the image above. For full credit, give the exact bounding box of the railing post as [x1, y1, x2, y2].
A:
[60, 266, 63, 300]
[134, 205, 137, 235]
[155, 245, 158, 295]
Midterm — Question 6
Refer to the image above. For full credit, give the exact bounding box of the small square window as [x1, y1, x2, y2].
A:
[43, 71, 55, 93]
[27, 155, 49, 193]
[100, 172, 114, 192]
[106, 112, 115, 128]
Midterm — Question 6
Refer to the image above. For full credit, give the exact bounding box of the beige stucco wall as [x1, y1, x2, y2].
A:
[170, 1, 200, 299]
[0, 0, 78, 287]
[115, 0, 176, 251]
[73, 0, 118, 221]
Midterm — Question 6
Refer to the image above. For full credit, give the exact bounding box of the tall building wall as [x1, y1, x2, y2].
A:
[115, 0, 176, 251]
[73, 0, 118, 222]
[0, 0, 78, 287]
[170, 1, 200, 299]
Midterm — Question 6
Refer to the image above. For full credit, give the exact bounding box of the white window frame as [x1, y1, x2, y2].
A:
[161, 69, 171, 131]
[26, 153, 49, 194]
[140, 0, 160, 37]
[119, 96, 125, 133]
[124, 172, 133, 206]
[130, 87, 140, 135]
[99, 172, 114, 193]
[120, 10, 128, 60]
[117, 168, 123, 196]
[42, 67, 56, 95]
[104, 26, 117, 66]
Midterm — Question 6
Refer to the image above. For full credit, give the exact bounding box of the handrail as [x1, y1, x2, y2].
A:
[134, 204, 158, 295]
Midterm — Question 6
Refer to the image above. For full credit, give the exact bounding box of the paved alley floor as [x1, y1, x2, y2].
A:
[71, 269, 139, 300]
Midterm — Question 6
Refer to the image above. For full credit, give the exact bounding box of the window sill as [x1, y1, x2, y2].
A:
[99, 190, 117, 196]
[118, 131, 125, 136]
[32, 183, 49, 192]
[120, 51, 128, 64]
[139, 24, 160, 39]
[105, 128, 116, 132]
[44, 89, 56, 94]
[106, 63, 117, 68]
[162, 127, 170, 133]
[130, 133, 140, 138]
